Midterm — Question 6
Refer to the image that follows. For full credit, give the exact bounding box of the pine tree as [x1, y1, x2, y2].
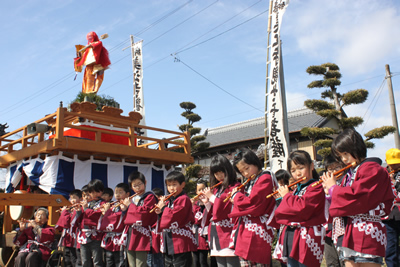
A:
[178, 101, 210, 155]
[72, 92, 120, 111]
[301, 63, 395, 158]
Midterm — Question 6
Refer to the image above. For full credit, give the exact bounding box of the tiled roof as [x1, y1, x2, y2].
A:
[204, 107, 327, 148]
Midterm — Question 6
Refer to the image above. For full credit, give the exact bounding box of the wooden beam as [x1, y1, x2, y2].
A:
[0, 193, 70, 207]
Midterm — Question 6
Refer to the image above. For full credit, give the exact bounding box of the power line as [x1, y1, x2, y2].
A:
[173, 0, 263, 54]
[145, 0, 219, 46]
[175, 57, 263, 112]
[174, 8, 269, 55]
[135, 0, 194, 36]
[361, 78, 386, 133]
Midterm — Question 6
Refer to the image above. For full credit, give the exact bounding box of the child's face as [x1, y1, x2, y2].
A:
[235, 160, 259, 179]
[166, 180, 185, 197]
[69, 195, 80, 205]
[290, 161, 314, 183]
[82, 192, 91, 201]
[278, 180, 286, 187]
[102, 193, 113, 202]
[326, 162, 345, 177]
[131, 179, 146, 195]
[337, 151, 357, 165]
[389, 163, 400, 171]
[114, 187, 129, 201]
[89, 191, 103, 200]
[214, 171, 225, 182]
[196, 184, 206, 195]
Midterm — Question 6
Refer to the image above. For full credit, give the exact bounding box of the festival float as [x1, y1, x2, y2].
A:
[0, 32, 193, 265]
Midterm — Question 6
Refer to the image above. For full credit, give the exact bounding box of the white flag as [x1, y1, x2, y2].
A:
[133, 41, 147, 143]
[268, 0, 289, 173]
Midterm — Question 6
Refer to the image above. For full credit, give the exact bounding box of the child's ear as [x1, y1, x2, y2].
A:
[181, 181, 186, 188]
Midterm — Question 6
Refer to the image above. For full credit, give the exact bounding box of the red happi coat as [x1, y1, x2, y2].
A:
[55, 209, 77, 248]
[229, 171, 277, 265]
[14, 224, 55, 261]
[273, 180, 327, 267]
[99, 206, 126, 251]
[192, 201, 211, 250]
[75, 199, 106, 244]
[329, 161, 395, 257]
[123, 192, 158, 251]
[208, 182, 240, 251]
[159, 192, 197, 255]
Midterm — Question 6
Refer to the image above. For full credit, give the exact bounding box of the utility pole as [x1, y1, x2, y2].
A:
[385, 64, 400, 149]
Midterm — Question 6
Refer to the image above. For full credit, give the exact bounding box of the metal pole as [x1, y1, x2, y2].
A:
[264, 0, 273, 169]
[385, 64, 400, 148]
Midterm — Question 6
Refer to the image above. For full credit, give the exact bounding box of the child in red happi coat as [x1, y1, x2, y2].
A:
[154, 171, 197, 267]
[75, 179, 107, 266]
[230, 148, 278, 266]
[322, 129, 395, 266]
[273, 150, 326, 267]
[55, 189, 82, 267]
[122, 171, 158, 266]
[99, 183, 130, 267]
[192, 180, 213, 267]
[201, 154, 241, 266]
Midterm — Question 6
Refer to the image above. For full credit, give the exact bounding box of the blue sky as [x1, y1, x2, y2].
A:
[1, 0, 400, 185]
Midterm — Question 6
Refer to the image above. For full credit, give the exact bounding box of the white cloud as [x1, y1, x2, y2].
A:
[285, 0, 400, 76]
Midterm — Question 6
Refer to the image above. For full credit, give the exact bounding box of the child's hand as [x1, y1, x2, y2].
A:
[101, 202, 110, 215]
[122, 197, 131, 207]
[273, 191, 281, 199]
[203, 187, 213, 199]
[321, 172, 336, 191]
[277, 185, 289, 198]
[157, 199, 166, 210]
[81, 199, 88, 209]
[154, 207, 162, 214]
[199, 194, 209, 204]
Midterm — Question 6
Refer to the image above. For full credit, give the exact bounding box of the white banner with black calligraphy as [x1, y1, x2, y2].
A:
[267, 0, 289, 173]
[133, 41, 147, 143]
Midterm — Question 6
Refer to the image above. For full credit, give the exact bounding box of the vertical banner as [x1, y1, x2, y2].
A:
[267, 0, 289, 173]
[133, 40, 147, 144]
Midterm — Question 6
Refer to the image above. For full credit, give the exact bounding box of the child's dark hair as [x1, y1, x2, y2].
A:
[287, 150, 319, 180]
[152, 187, 164, 197]
[69, 189, 82, 199]
[233, 148, 262, 174]
[81, 184, 89, 193]
[210, 154, 237, 189]
[103, 187, 113, 196]
[324, 154, 345, 170]
[197, 180, 208, 187]
[165, 171, 186, 184]
[88, 179, 105, 193]
[275, 169, 290, 186]
[331, 128, 366, 162]
[115, 183, 130, 193]
[128, 171, 146, 185]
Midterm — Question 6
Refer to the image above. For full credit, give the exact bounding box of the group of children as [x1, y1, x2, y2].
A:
[54, 128, 399, 267]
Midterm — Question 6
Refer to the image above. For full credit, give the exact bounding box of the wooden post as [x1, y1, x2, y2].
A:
[21, 127, 27, 148]
[184, 131, 192, 155]
[128, 126, 135, 147]
[3, 206, 12, 234]
[55, 106, 65, 140]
